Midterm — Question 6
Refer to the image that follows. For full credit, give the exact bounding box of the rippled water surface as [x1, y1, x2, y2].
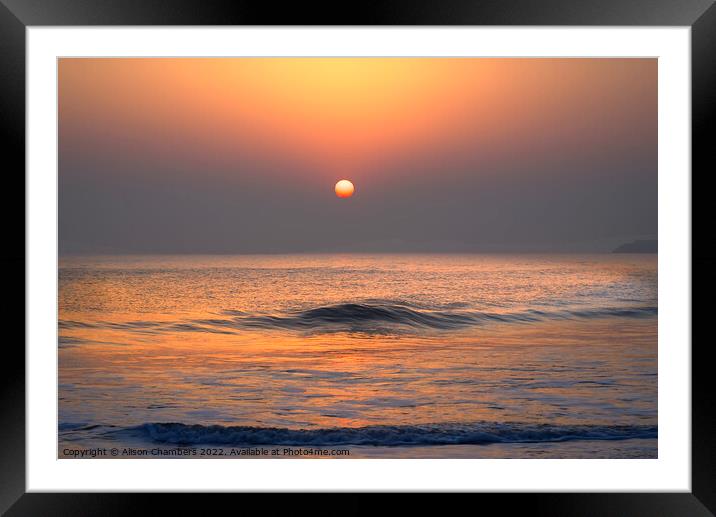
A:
[58, 254, 657, 458]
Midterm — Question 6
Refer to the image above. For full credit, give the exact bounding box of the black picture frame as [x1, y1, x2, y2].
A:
[2, 0, 713, 514]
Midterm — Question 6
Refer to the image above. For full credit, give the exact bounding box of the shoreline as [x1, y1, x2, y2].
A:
[59, 437, 657, 460]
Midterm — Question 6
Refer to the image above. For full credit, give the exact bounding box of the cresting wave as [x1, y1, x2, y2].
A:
[108, 422, 657, 446]
[58, 301, 657, 335]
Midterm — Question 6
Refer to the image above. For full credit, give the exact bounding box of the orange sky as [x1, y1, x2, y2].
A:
[59, 58, 656, 183]
[58, 58, 657, 254]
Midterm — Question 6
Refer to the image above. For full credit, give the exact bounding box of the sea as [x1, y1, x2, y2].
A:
[58, 254, 657, 459]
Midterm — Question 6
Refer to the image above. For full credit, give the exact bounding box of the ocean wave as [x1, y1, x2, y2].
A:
[108, 422, 657, 446]
[59, 302, 657, 335]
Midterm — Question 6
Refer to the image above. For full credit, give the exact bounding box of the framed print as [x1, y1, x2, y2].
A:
[2, 0, 714, 513]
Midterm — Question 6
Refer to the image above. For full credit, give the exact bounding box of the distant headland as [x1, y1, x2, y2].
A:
[612, 239, 658, 253]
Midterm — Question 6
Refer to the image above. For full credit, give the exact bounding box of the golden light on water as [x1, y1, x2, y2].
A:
[58, 255, 658, 457]
[335, 179, 355, 198]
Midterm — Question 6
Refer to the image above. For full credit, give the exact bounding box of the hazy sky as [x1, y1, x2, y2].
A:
[59, 58, 657, 254]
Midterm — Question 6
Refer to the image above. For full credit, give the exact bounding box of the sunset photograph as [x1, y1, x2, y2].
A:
[58, 57, 657, 459]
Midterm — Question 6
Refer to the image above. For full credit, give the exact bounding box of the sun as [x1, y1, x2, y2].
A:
[335, 179, 355, 198]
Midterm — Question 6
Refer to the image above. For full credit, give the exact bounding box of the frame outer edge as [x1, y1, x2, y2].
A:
[4, 0, 713, 512]
[0, 0, 715, 26]
[692, 1, 716, 515]
[0, 0, 27, 514]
